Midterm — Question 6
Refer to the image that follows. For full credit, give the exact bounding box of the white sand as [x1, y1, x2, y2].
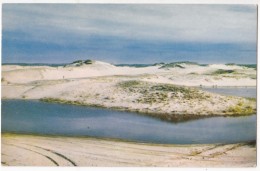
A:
[1, 134, 256, 167]
[1, 61, 256, 116]
[2, 61, 256, 86]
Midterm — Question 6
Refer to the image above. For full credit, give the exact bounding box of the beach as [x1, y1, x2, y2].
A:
[1, 133, 256, 167]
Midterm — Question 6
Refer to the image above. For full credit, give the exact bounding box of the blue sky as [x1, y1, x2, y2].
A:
[2, 4, 257, 64]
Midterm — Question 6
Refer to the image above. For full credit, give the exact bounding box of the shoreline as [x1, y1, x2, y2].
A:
[2, 132, 256, 145]
[2, 133, 256, 167]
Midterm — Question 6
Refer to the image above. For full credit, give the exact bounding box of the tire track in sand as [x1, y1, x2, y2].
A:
[27, 144, 77, 166]
[3, 143, 59, 166]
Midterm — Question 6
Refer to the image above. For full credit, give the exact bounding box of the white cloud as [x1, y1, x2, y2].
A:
[3, 4, 257, 44]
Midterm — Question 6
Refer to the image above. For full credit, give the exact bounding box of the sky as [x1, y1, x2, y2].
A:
[2, 4, 257, 64]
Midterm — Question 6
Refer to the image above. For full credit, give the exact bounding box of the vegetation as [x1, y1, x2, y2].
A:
[225, 63, 236, 66]
[40, 98, 82, 105]
[115, 64, 152, 68]
[238, 64, 256, 69]
[150, 84, 207, 99]
[227, 101, 255, 115]
[118, 80, 209, 105]
[159, 61, 198, 69]
[40, 97, 105, 108]
[224, 63, 257, 69]
[152, 62, 165, 66]
[118, 80, 141, 88]
[70, 59, 94, 66]
[189, 72, 198, 75]
[211, 69, 235, 75]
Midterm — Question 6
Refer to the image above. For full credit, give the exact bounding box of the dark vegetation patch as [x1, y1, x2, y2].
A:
[64, 59, 94, 67]
[159, 61, 198, 69]
[212, 69, 235, 75]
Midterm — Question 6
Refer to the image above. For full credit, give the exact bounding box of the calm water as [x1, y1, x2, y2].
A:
[201, 87, 256, 98]
[2, 99, 256, 144]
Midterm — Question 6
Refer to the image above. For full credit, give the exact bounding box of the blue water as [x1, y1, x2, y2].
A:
[201, 87, 256, 98]
[1, 99, 256, 144]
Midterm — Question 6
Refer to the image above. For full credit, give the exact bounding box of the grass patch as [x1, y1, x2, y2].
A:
[40, 98, 84, 105]
[212, 69, 235, 75]
[118, 80, 141, 88]
[159, 61, 199, 69]
[118, 80, 210, 104]
[150, 84, 207, 100]
[246, 97, 256, 102]
[40, 97, 106, 108]
[227, 102, 255, 115]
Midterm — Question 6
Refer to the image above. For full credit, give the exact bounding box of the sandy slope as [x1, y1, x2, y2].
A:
[1, 61, 256, 117]
[1, 134, 256, 167]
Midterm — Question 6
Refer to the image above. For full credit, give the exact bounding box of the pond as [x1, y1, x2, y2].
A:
[201, 87, 256, 98]
[1, 93, 256, 144]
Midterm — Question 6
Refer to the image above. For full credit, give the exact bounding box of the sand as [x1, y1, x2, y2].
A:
[1, 61, 257, 167]
[1, 134, 256, 167]
[1, 61, 256, 117]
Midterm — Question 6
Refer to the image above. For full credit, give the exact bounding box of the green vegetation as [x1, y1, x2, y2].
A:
[250, 75, 256, 79]
[227, 101, 255, 115]
[118, 80, 141, 88]
[212, 69, 235, 75]
[225, 63, 236, 66]
[189, 72, 198, 75]
[150, 84, 207, 100]
[40, 97, 105, 108]
[41, 98, 82, 105]
[159, 61, 198, 69]
[70, 59, 94, 66]
[246, 97, 256, 102]
[72, 60, 84, 64]
[198, 64, 209, 67]
[226, 63, 256, 69]
[116, 64, 153, 68]
[238, 64, 256, 69]
[152, 62, 165, 66]
[118, 80, 209, 105]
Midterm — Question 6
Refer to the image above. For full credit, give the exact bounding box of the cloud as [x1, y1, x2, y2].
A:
[3, 4, 257, 44]
[2, 4, 257, 64]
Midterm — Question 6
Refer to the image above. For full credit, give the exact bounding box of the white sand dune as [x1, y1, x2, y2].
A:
[2, 60, 256, 117]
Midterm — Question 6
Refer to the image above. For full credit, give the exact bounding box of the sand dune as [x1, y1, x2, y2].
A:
[2, 61, 256, 86]
[2, 61, 256, 117]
